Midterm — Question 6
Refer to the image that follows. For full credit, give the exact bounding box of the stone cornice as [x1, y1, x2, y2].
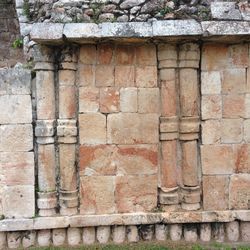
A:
[30, 20, 250, 44]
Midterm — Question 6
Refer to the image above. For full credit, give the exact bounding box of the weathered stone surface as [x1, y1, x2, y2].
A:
[78, 65, 95, 86]
[229, 174, 250, 209]
[223, 94, 245, 118]
[0, 125, 33, 152]
[226, 221, 239, 242]
[211, 2, 242, 20]
[79, 87, 99, 113]
[201, 71, 221, 95]
[0, 95, 32, 124]
[96, 226, 110, 244]
[169, 224, 182, 241]
[200, 223, 211, 242]
[127, 225, 139, 242]
[221, 118, 243, 143]
[203, 175, 229, 211]
[201, 95, 222, 120]
[184, 225, 198, 242]
[138, 88, 159, 114]
[96, 65, 115, 87]
[201, 145, 234, 174]
[155, 224, 166, 241]
[0, 232, 6, 250]
[116, 45, 135, 65]
[112, 226, 126, 243]
[80, 176, 115, 214]
[241, 222, 250, 241]
[116, 175, 157, 213]
[67, 228, 81, 246]
[7, 232, 21, 249]
[235, 144, 250, 173]
[100, 87, 119, 113]
[107, 113, 158, 144]
[59, 86, 76, 119]
[139, 225, 154, 241]
[82, 227, 95, 245]
[22, 231, 36, 248]
[79, 113, 106, 144]
[135, 44, 156, 66]
[52, 229, 66, 246]
[115, 66, 135, 87]
[37, 230, 51, 247]
[120, 87, 137, 112]
[135, 66, 157, 88]
[79, 45, 96, 65]
[202, 120, 221, 144]
[59, 70, 75, 86]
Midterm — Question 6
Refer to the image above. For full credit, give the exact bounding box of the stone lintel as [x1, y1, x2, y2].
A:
[1, 211, 250, 232]
[30, 21, 250, 44]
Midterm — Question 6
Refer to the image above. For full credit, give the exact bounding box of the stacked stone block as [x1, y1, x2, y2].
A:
[78, 44, 159, 214]
[0, 66, 34, 218]
[201, 43, 250, 211]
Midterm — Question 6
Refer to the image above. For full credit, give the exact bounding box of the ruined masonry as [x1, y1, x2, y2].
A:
[1, 0, 250, 248]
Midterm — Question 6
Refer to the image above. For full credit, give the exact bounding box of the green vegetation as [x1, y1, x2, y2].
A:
[12, 38, 23, 49]
[22, 0, 31, 20]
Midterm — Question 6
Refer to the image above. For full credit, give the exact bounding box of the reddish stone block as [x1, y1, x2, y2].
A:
[79, 87, 99, 113]
[138, 88, 160, 114]
[202, 95, 222, 120]
[223, 94, 245, 118]
[115, 66, 135, 87]
[135, 44, 156, 66]
[221, 119, 243, 143]
[115, 45, 135, 65]
[229, 44, 249, 68]
[78, 65, 95, 86]
[135, 66, 157, 88]
[203, 175, 229, 210]
[80, 176, 115, 214]
[95, 65, 115, 87]
[59, 70, 75, 86]
[79, 145, 117, 176]
[79, 45, 96, 65]
[59, 86, 76, 119]
[201, 71, 221, 95]
[97, 44, 114, 64]
[100, 87, 119, 113]
[115, 175, 157, 213]
[201, 145, 234, 174]
[202, 120, 221, 145]
[230, 174, 250, 209]
[234, 144, 250, 173]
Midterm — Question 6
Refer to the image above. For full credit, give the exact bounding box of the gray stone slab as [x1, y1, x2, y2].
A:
[30, 23, 64, 42]
[211, 2, 242, 21]
[202, 21, 250, 35]
[152, 20, 202, 37]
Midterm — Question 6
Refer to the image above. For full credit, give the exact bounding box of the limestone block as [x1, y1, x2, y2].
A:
[22, 231, 36, 248]
[78, 65, 95, 86]
[155, 224, 167, 241]
[80, 176, 115, 214]
[36, 70, 55, 120]
[96, 65, 115, 87]
[127, 226, 139, 242]
[0, 152, 34, 186]
[201, 71, 221, 95]
[226, 221, 239, 242]
[116, 45, 135, 65]
[79, 45, 96, 65]
[82, 227, 96, 245]
[201, 145, 234, 174]
[0, 95, 32, 124]
[160, 117, 178, 140]
[234, 144, 250, 173]
[52, 228, 66, 246]
[201, 95, 222, 120]
[79, 87, 99, 113]
[38, 144, 56, 192]
[120, 87, 137, 112]
[221, 119, 243, 143]
[7, 232, 21, 249]
[135, 66, 157, 87]
[107, 113, 158, 144]
[67, 228, 81, 246]
[79, 113, 106, 145]
[97, 226, 110, 244]
[157, 44, 177, 62]
[135, 44, 156, 66]
[211, 2, 242, 20]
[115, 66, 135, 87]
[184, 225, 198, 242]
[203, 175, 229, 211]
[229, 174, 250, 209]
[59, 85, 76, 119]
[200, 223, 211, 242]
[222, 94, 245, 118]
[35, 120, 55, 138]
[97, 44, 114, 64]
[112, 226, 126, 243]
[241, 222, 250, 241]
[160, 69, 177, 117]
[0, 232, 6, 250]
[115, 175, 157, 213]
[159, 187, 179, 205]
[2, 185, 35, 218]
[139, 225, 154, 241]
[58, 70, 75, 86]
[169, 224, 182, 241]
[100, 87, 120, 113]
[212, 223, 225, 242]
[202, 120, 221, 144]
[37, 230, 51, 247]
[138, 88, 159, 114]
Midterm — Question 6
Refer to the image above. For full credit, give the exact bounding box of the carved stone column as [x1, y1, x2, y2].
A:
[57, 46, 78, 215]
[158, 44, 180, 211]
[34, 45, 57, 216]
[179, 43, 201, 210]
